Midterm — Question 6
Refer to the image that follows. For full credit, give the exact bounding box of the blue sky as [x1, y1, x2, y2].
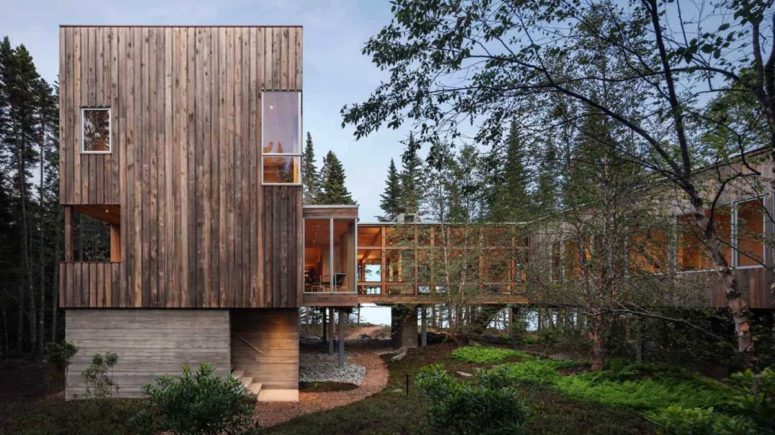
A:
[0, 0, 409, 221]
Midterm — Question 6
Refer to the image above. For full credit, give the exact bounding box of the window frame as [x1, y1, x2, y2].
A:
[260, 91, 302, 186]
[80, 107, 112, 154]
[302, 216, 357, 294]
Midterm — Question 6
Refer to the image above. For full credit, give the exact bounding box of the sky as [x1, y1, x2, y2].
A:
[1, 0, 409, 324]
[0, 0, 410, 222]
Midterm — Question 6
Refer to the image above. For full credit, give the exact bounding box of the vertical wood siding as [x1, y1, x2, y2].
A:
[59, 26, 303, 308]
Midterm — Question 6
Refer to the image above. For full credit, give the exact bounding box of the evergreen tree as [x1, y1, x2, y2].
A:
[487, 119, 533, 222]
[533, 137, 560, 213]
[400, 133, 423, 214]
[378, 158, 403, 221]
[317, 150, 355, 205]
[301, 132, 320, 204]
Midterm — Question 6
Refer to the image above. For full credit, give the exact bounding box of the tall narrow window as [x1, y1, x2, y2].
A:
[736, 198, 764, 267]
[262, 92, 301, 184]
[82, 108, 111, 153]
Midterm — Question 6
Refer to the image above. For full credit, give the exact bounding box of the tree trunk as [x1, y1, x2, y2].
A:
[588, 311, 607, 370]
[51, 206, 61, 342]
[38, 129, 46, 351]
[691, 200, 756, 367]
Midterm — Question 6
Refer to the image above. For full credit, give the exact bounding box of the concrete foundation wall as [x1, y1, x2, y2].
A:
[231, 309, 299, 393]
[65, 309, 230, 399]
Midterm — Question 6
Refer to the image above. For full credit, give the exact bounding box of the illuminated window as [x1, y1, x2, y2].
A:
[736, 199, 764, 267]
[82, 108, 111, 153]
[677, 206, 732, 271]
[262, 92, 301, 184]
[629, 225, 669, 273]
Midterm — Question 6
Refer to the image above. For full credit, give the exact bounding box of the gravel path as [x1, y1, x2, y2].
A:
[255, 344, 390, 428]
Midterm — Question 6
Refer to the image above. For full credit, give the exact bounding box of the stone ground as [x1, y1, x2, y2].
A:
[255, 340, 391, 428]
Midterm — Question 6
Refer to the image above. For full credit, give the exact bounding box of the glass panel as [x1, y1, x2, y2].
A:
[357, 226, 382, 247]
[304, 219, 329, 292]
[677, 206, 731, 271]
[629, 225, 670, 273]
[482, 226, 512, 247]
[385, 249, 414, 282]
[737, 199, 764, 267]
[417, 249, 432, 285]
[385, 226, 414, 247]
[357, 248, 382, 282]
[417, 226, 432, 246]
[358, 285, 381, 295]
[263, 156, 300, 184]
[262, 92, 300, 155]
[333, 219, 356, 292]
[83, 108, 110, 152]
[483, 249, 512, 283]
[677, 214, 705, 271]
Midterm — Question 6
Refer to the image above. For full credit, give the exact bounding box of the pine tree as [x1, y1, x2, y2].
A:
[378, 158, 403, 221]
[487, 119, 533, 222]
[301, 132, 320, 204]
[400, 133, 423, 214]
[533, 137, 560, 213]
[317, 150, 355, 205]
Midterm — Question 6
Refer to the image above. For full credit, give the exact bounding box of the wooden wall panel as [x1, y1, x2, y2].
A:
[65, 309, 230, 399]
[59, 26, 303, 308]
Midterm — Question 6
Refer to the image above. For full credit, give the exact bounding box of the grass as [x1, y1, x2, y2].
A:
[268, 344, 654, 434]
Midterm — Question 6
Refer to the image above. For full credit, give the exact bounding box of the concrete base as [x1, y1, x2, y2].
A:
[391, 306, 418, 349]
[257, 389, 300, 402]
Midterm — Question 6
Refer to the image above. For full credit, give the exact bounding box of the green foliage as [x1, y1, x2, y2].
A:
[81, 352, 119, 399]
[648, 405, 758, 435]
[379, 158, 403, 221]
[502, 359, 582, 384]
[451, 345, 533, 365]
[727, 367, 775, 432]
[136, 363, 256, 435]
[317, 150, 355, 205]
[415, 364, 527, 435]
[0, 398, 144, 435]
[302, 132, 320, 204]
[45, 340, 78, 371]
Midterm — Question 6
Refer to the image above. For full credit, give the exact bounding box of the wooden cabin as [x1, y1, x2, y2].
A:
[58, 25, 774, 401]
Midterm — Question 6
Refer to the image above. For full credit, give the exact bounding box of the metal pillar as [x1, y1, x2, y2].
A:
[328, 307, 335, 355]
[322, 307, 327, 343]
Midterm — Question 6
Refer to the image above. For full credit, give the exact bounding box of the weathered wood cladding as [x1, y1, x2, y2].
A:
[65, 309, 230, 399]
[59, 26, 303, 308]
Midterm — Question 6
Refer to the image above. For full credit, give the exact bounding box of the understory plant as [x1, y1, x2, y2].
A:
[134, 363, 256, 435]
[81, 352, 119, 399]
[416, 364, 526, 434]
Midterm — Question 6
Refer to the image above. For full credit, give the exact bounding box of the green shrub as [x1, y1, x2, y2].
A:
[727, 366, 775, 433]
[45, 340, 78, 372]
[416, 364, 527, 435]
[648, 405, 758, 435]
[81, 352, 119, 399]
[136, 363, 256, 435]
[451, 346, 533, 365]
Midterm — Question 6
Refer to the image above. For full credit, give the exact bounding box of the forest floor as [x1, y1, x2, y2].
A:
[15, 324, 759, 434]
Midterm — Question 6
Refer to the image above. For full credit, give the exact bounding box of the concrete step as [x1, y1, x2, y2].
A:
[240, 376, 253, 388]
[248, 382, 263, 396]
[231, 370, 244, 379]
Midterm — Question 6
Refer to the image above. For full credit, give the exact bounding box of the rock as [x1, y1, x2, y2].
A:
[390, 348, 407, 361]
[456, 371, 473, 378]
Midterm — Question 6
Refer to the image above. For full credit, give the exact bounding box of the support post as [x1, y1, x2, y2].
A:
[338, 308, 346, 368]
[110, 225, 121, 262]
[420, 306, 427, 347]
[328, 307, 335, 355]
[322, 307, 327, 343]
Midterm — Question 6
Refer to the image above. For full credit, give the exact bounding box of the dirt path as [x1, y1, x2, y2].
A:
[255, 344, 390, 428]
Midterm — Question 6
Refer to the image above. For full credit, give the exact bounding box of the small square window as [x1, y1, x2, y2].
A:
[82, 108, 111, 153]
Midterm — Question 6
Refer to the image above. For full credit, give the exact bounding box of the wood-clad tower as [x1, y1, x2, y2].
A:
[60, 25, 305, 400]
